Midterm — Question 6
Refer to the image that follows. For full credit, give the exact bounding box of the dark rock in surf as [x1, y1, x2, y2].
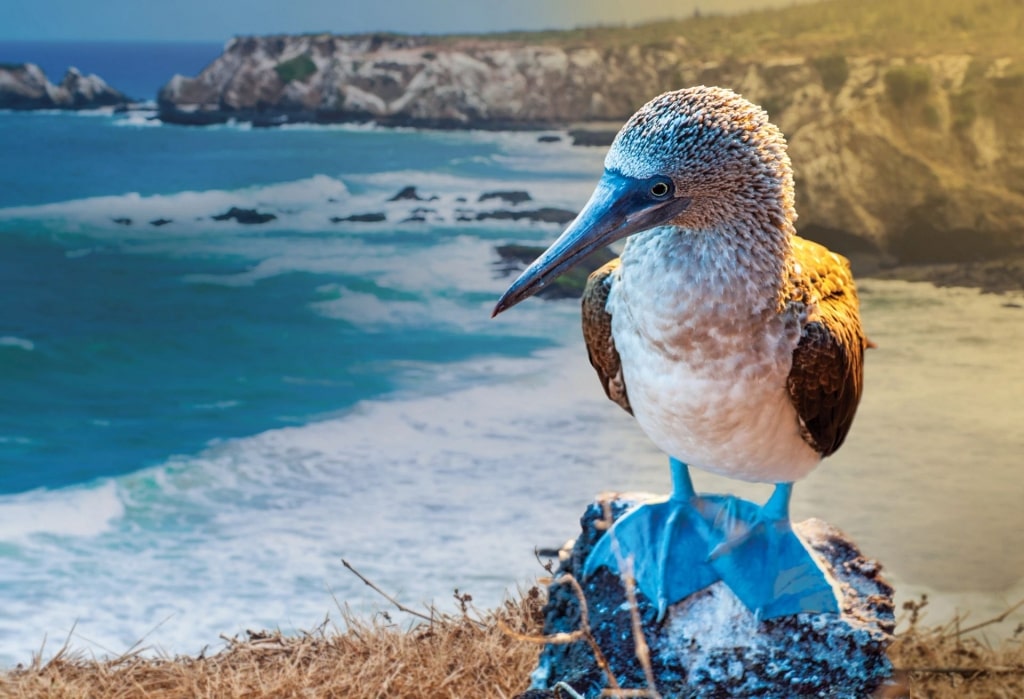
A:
[388, 186, 437, 202]
[212, 207, 277, 224]
[330, 212, 387, 223]
[479, 190, 532, 205]
[567, 129, 618, 147]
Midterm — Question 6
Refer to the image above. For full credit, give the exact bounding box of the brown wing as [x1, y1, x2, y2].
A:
[786, 237, 869, 457]
[582, 259, 632, 415]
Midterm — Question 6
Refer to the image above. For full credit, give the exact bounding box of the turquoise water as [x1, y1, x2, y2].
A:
[0, 101, 617, 665]
[0, 44, 1022, 668]
[0, 112, 601, 497]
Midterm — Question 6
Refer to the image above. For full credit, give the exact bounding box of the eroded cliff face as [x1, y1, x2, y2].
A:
[158, 35, 1024, 263]
[0, 64, 129, 110]
[157, 35, 693, 128]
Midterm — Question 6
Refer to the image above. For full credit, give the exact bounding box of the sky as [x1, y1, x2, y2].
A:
[4, 0, 808, 42]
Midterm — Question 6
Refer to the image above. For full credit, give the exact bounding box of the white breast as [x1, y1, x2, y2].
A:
[608, 229, 820, 484]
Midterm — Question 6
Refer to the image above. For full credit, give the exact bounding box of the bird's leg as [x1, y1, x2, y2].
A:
[706, 483, 792, 561]
[668, 456, 695, 501]
[762, 481, 793, 520]
[584, 457, 718, 621]
[706, 482, 840, 618]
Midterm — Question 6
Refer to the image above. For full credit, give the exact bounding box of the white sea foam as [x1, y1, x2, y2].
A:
[0, 168, 589, 240]
[111, 109, 164, 128]
[355, 167, 596, 213]
[0, 175, 349, 234]
[11, 107, 118, 117]
[0, 125, 606, 265]
[0, 336, 35, 351]
[0, 481, 123, 540]
[0, 435, 34, 445]
[277, 121, 416, 133]
[193, 400, 241, 410]
[0, 342, 629, 666]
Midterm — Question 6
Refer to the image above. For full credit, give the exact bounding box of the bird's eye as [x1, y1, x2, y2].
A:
[650, 180, 671, 199]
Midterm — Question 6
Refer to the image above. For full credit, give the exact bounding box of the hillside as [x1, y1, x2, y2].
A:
[476, 0, 1023, 59]
[156, 0, 1024, 266]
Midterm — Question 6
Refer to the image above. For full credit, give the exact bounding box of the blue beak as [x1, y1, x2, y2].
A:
[492, 170, 690, 316]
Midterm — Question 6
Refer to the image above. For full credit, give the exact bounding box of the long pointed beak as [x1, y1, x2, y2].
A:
[492, 170, 690, 316]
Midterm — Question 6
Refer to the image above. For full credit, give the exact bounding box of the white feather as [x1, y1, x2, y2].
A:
[608, 227, 819, 484]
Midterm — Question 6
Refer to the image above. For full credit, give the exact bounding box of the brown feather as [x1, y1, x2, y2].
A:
[582, 259, 632, 415]
[786, 236, 869, 457]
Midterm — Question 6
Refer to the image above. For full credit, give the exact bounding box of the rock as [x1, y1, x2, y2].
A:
[211, 207, 277, 224]
[494, 243, 615, 300]
[58, 67, 129, 108]
[149, 218, 172, 227]
[538, 135, 562, 143]
[112, 217, 132, 226]
[871, 254, 1024, 294]
[0, 63, 129, 110]
[568, 129, 619, 147]
[479, 190, 533, 205]
[477, 208, 577, 225]
[329, 212, 386, 223]
[156, 33, 688, 129]
[520, 494, 895, 699]
[387, 186, 436, 202]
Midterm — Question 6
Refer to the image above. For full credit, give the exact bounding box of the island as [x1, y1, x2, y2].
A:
[0, 63, 129, 110]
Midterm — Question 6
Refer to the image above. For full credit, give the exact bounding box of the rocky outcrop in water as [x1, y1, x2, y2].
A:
[0, 63, 129, 110]
[157, 36, 1024, 265]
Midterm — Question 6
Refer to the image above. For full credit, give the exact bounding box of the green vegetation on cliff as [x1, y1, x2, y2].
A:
[274, 54, 317, 83]
[461, 0, 1022, 60]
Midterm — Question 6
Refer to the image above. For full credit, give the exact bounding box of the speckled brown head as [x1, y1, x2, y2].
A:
[607, 86, 795, 233]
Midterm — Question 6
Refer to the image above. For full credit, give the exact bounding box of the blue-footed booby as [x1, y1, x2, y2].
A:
[493, 86, 868, 619]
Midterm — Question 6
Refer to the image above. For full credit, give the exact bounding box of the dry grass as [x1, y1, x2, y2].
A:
[3, 578, 1023, 698]
[0, 583, 546, 699]
[888, 596, 1024, 698]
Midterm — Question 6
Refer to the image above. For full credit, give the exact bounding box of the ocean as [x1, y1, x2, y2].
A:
[1, 42, 1022, 669]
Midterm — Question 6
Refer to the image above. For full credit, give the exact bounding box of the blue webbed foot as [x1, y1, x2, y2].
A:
[583, 458, 717, 620]
[706, 483, 840, 618]
[583, 461, 840, 620]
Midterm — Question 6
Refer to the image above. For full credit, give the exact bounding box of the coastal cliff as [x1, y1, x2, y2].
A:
[158, 32, 1024, 265]
[0, 63, 129, 110]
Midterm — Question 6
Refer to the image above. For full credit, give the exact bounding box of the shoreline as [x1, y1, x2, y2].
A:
[864, 257, 1024, 297]
[4, 108, 1023, 292]
[496, 243, 1024, 297]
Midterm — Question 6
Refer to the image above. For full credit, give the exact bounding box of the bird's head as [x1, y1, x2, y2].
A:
[492, 86, 794, 316]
